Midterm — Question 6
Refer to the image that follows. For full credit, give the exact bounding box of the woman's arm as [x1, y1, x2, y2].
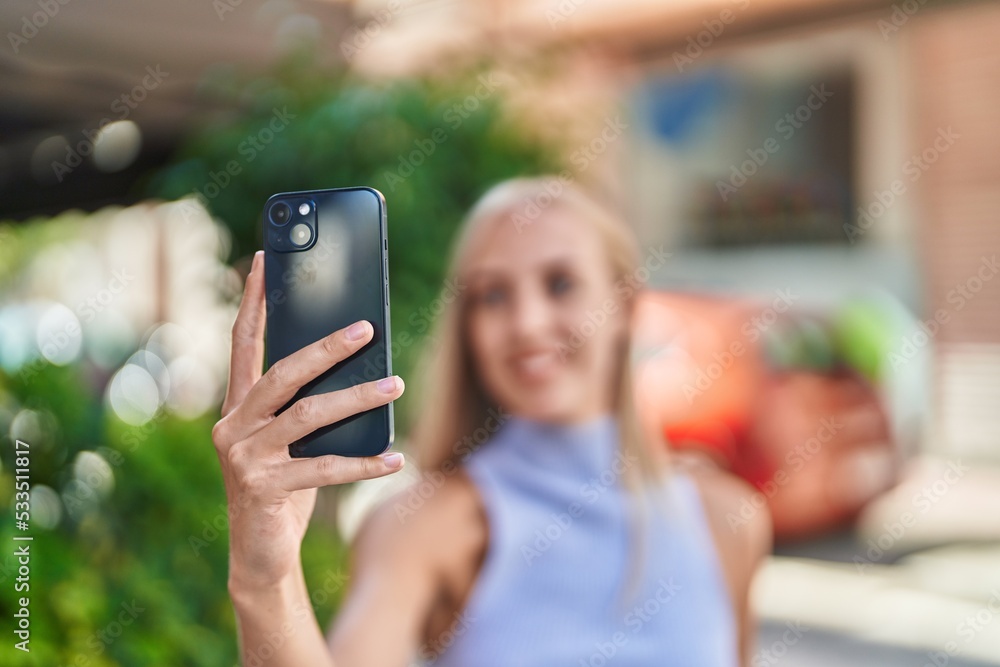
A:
[229, 564, 334, 666]
[685, 462, 772, 667]
[213, 250, 408, 666]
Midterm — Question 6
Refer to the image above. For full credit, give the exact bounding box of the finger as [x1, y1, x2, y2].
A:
[222, 251, 266, 416]
[246, 376, 404, 453]
[277, 451, 405, 492]
[237, 319, 376, 424]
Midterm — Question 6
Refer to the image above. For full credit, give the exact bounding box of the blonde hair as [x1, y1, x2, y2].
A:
[407, 176, 670, 608]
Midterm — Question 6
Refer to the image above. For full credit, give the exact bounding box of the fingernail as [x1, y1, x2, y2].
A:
[383, 452, 404, 469]
[253, 250, 263, 267]
[345, 321, 369, 341]
[377, 376, 399, 393]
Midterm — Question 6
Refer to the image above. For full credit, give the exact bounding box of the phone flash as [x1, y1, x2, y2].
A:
[298, 203, 311, 215]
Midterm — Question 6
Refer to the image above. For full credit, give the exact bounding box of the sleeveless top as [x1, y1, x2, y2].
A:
[424, 413, 738, 666]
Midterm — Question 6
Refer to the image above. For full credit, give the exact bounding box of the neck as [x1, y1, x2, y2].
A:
[507, 409, 615, 427]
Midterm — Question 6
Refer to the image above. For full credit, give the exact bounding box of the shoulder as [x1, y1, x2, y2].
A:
[329, 472, 486, 664]
[672, 455, 771, 663]
[349, 467, 488, 645]
[352, 466, 486, 581]
[329, 471, 486, 661]
[676, 456, 772, 604]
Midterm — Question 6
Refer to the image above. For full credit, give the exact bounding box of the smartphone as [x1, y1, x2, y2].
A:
[261, 186, 393, 458]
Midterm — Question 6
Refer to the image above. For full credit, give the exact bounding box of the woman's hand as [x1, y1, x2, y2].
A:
[212, 251, 405, 593]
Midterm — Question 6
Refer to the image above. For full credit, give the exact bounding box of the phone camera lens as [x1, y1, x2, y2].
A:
[269, 202, 291, 226]
[290, 222, 313, 247]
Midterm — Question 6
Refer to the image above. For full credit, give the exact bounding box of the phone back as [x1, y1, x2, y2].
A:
[262, 187, 392, 457]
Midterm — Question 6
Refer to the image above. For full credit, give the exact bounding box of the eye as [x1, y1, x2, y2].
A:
[475, 284, 508, 306]
[547, 271, 574, 297]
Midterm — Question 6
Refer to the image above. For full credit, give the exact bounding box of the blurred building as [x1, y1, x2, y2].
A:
[351, 0, 1000, 464]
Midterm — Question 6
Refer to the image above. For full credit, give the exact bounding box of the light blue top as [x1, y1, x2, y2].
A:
[425, 412, 738, 666]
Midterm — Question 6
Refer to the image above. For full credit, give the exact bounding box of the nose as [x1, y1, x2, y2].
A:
[509, 283, 554, 343]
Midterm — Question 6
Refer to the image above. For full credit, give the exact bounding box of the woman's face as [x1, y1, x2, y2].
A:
[462, 207, 629, 423]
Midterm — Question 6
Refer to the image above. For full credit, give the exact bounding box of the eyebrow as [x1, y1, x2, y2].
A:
[464, 257, 578, 283]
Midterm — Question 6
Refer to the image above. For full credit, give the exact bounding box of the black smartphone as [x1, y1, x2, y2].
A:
[261, 186, 393, 458]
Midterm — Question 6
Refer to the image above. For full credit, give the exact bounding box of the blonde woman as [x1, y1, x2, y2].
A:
[212, 177, 771, 666]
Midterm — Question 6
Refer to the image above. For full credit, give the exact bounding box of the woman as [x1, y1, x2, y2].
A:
[212, 177, 771, 666]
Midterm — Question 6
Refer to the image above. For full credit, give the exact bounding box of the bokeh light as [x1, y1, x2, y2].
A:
[92, 120, 142, 173]
[107, 362, 162, 426]
[29, 484, 63, 530]
[36, 302, 83, 366]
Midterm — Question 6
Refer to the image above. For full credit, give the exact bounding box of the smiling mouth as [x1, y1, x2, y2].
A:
[510, 350, 561, 383]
